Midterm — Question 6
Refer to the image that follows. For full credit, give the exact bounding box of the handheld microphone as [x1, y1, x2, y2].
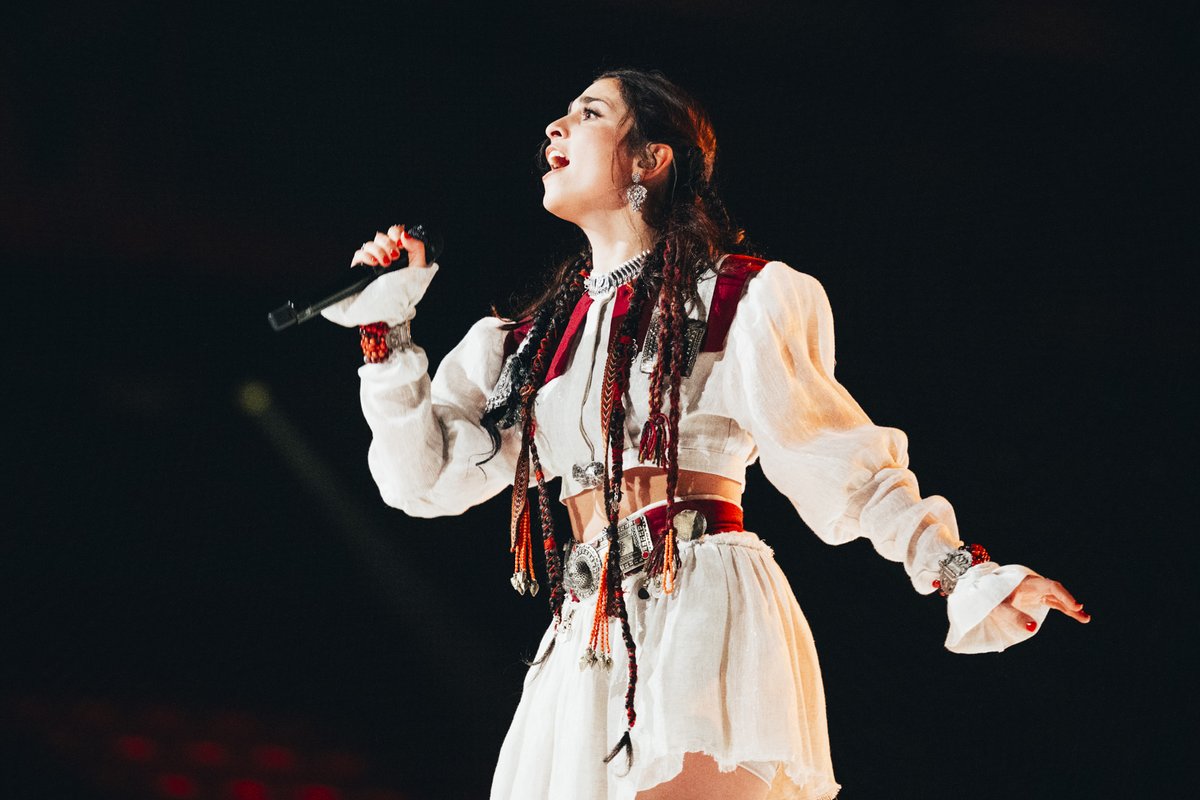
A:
[267, 224, 444, 332]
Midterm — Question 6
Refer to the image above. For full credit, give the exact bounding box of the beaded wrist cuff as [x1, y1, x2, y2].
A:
[359, 320, 412, 364]
[932, 543, 991, 597]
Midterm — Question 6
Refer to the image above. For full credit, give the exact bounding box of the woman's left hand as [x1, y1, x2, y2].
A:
[992, 575, 1091, 632]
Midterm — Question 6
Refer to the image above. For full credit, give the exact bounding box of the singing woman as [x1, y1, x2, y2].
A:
[321, 67, 1089, 800]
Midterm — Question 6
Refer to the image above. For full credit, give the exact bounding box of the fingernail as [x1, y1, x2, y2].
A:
[1025, 620, 1037, 632]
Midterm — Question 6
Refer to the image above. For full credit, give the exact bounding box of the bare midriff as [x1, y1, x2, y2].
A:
[565, 466, 743, 542]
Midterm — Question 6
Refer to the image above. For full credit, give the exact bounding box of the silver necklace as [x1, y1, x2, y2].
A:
[584, 249, 651, 298]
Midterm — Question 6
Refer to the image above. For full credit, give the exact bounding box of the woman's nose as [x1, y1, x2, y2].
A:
[545, 114, 567, 140]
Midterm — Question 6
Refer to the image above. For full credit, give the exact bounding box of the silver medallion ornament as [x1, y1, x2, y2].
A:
[572, 461, 605, 489]
[564, 541, 604, 600]
[672, 508, 708, 541]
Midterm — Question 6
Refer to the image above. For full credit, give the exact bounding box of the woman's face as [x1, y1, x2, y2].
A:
[541, 78, 637, 224]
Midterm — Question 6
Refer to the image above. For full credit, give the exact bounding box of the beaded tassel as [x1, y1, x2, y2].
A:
[661, 527, 677, 594]
[644, 524, 681, 595]
[508, 422, 538, 596]
[581, 549, 614, 669]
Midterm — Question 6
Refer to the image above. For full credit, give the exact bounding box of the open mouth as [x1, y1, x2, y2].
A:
[546, 148, 570, 170]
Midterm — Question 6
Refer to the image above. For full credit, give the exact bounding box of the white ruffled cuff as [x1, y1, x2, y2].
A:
[321, 263, 439, 327]
[944, 562, 1047, 654]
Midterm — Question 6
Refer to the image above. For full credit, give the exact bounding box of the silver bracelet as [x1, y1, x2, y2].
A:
[934, 543, 991, 596]
[384, 319, 413, 352]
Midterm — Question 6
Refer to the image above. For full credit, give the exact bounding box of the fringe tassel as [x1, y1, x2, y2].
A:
[603, 729, 633, 769]
[661, 528, 677, 594]
[509, 500, 537, 596]
[637, 412, 669, 467]
[509, 426, 538, 596]
[581, 550, 614, 670]
[645, 526, 681, 592]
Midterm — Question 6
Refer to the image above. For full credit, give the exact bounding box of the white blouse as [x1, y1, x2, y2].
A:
[323, 260, 1048, 654]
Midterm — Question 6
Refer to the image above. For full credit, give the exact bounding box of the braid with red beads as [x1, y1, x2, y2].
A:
[528, 435, 564, 619]
[661, 250, 688, 592]
[640, 243, 687, 591]
[638, 246, 671, 469]
[594, 273, 652, 767]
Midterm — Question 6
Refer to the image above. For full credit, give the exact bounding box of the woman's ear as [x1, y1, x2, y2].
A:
[638, 143, 674, 184]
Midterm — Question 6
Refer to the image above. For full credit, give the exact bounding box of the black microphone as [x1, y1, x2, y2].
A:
[267, 224, 444, 332]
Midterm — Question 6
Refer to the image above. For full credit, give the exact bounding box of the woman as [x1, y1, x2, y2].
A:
[322, 68, 1089, 800]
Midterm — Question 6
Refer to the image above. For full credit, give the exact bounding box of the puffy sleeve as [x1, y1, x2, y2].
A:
[720, 261, 1047, 653]
[323, 265, 520, 517]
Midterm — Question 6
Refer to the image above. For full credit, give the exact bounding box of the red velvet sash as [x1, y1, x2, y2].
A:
[505, 254, 767, 384]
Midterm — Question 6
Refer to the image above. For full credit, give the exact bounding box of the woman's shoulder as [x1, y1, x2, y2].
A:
[722, 257, 830, 322]
[443, 315, 514, 361]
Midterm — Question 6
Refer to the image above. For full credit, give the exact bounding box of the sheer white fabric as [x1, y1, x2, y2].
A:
[329, 260, 1047, 797]
[491, 528, 840, 800]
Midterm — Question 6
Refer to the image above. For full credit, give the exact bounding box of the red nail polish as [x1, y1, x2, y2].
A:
[1025, 620, 1037, 632]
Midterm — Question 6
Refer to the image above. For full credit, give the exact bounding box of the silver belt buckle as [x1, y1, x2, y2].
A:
[617, 514, 654, 576]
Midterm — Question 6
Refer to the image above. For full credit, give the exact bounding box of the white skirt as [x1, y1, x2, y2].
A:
[490, 528, 841, 800]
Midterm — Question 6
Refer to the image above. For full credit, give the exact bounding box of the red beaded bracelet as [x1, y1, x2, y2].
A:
[358, 320, 412, 364]
[359, 322, 389, 363]
[932, 543, 991, 596]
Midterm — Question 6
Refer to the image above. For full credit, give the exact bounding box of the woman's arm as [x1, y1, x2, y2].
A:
[720, 261, 1087, 652]
[323, 227, 520, 517]
[357, 315, 521, 517]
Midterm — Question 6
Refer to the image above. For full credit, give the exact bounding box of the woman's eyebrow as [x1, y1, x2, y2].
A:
[567, 95, 613, 113]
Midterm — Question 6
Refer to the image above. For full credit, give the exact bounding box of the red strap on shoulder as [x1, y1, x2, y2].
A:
[503, 318, 535, 359]
[701, 255, 768, 352]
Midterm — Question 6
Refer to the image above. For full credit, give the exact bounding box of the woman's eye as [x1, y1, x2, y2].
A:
[581, 107, 600, 120]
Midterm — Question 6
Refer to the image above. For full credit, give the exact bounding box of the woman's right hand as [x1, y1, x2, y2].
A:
[351, 224, 429, 270]
[322, 224, 438, 328]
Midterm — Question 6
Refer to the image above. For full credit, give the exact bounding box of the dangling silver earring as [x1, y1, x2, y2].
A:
[626, 171, 647, 213]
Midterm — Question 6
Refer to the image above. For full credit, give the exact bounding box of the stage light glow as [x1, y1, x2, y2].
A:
[156, 772, 198, 798]
[116, 734, 158, 762]
[186, 739, 230, 767]
[252, 744, 298, 772]
[228, 777, 271, 800]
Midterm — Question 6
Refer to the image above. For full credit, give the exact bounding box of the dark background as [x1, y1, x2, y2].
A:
[3, 1, 1193, 798]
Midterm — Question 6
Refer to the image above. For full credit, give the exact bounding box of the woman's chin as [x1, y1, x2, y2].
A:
[541, 194, 576, 223]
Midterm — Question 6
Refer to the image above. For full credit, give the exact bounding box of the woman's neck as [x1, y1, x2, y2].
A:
[581, 217, 656, 274]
